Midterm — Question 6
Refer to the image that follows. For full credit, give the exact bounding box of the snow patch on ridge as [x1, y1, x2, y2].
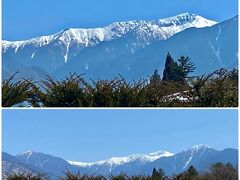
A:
[209, 41, 222, 66]
[31, 52, 35, 59]
[68, 151, 174, 167]
[182, 144, 211, 169]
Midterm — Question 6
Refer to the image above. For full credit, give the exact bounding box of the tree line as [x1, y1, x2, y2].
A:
[5, 162, 238, 180]
[2, 53, 238, 107]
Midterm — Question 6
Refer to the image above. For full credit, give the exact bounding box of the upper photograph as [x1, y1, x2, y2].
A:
[2, 0, 238, 107]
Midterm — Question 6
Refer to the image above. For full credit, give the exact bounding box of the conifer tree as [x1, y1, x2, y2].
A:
[162, 53, 183, 82]
[187, 165, 198, 177]
[152, 168, 158, 177]
[178, 56, 195, 79]
[150, 69, 161, 86]
[151, 168, 166, 180]
[162, 53, 175, 81]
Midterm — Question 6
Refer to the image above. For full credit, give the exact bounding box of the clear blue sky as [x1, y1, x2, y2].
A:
[2, 109, 238, 162]
[2, 0, 238, 41]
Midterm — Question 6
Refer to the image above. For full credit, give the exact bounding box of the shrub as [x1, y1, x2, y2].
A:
[6, 172, 49, 180]
[2, 73, 35, 107]
[39, 74, 91, 107]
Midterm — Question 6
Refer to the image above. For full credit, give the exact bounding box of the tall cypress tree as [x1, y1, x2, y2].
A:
[162, 53, 174, 81]
[162, 53, 195, 83]
[162, 53, 182, 82]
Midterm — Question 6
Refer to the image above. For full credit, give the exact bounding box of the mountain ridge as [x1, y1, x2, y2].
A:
[2, 13, 216, 75]
[2, 13, 217, 44]
[2, 145, 238, 177]
[2, 13, 237, 82]
[68, 150, 174, 167]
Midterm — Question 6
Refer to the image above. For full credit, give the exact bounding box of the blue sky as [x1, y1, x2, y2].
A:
[2, 109, 238, 162]
[3, 0, 238, 40]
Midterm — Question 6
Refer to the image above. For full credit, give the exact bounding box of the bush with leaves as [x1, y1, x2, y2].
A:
[91, 79, 118, 107]
[2, 55, 238, 107]
[190, 68, 238, 107]
[58, 170, 106, 180]
[38, 74, 91, 107]
[2, 73, 35, 107]
[201, 162, 238, 180]
[6, 172, 49, 180]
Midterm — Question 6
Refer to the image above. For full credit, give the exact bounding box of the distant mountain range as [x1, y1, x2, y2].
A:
[2, 145, 238, 179]
[3, 13, 237, 81]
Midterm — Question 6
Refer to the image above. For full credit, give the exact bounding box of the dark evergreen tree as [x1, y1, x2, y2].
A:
[187, 165, 198, 177]
[152, 168, 166, 180]
[150, 69, 161, 86]
[177, 56, 195, 78]
[152, 168, 158, 176]
[173, 165, 198, 180]
[162, 53, 175, 81]
[162, 53, 183, 83]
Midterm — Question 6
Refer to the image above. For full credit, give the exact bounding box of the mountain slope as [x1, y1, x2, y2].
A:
[140, 145, 218, 175]
[55, 15, 237, 80]
[2, 152, 43, 177]
[2, 146, 238, 177]
[2, 13, 217, 80]
[141, 145, 238, 175]
[14, 151, 80, 176]
[131, 15, 238, 76]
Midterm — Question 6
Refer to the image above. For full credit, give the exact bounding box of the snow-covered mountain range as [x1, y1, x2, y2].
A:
[3, 13, 236, 81]
[69, 150, 173, 167]
[2, 145, 238, 179]
[3, 13, 216, 56]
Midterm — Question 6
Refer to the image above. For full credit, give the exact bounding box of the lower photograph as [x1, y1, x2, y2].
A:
[2, 109, 238, 180]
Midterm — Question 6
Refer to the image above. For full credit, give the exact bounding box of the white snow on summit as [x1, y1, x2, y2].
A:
[68, 151, 174, 167]
[190, 144, 211, 151]
[16, 151, 37, 158]
[2, 13, 217, 62]
[182, 145, 211, 169]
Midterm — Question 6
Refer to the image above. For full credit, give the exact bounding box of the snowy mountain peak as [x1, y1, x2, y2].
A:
[166, 13, 200, 21]
[2, 13, 217, 59]
[157, 13, 216, 28]
[143, 150, 174, 159]
[3, 147, 238, 177]
[17, 151, 36, 156]
[16, 151, 39, 160]
[190, 144, 211, 151]
[158, 13, 197, 23]
[2, 13, 222, 76]
[68, 150, 174, 167]
[182, 144, 212, 155]
[181, 145, 213, 170]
